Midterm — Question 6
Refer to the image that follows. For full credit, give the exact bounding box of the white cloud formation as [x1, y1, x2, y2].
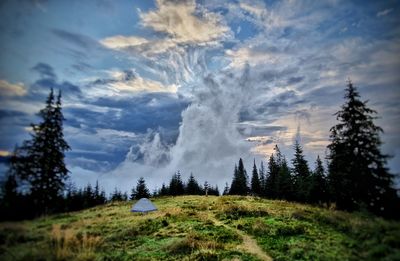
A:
[140, 0, 230, 45]
[0, 80, 27, 96]
[101, 0, 231, 57]
[100, 35, 149, 49]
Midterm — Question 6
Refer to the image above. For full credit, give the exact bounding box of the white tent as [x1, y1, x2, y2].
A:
[131, 198, 157, 213]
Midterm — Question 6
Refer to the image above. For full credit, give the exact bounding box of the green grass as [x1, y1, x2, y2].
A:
[0, 196, 399, 260]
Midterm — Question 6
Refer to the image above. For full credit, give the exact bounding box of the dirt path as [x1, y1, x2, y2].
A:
[209, 214, 273, 261]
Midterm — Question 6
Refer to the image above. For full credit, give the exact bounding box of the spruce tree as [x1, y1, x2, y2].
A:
[169, 172, 184, 196]
[277, 157, 293, 200]
[328, 81, 399, 217]
[292, 141, 311, 203]
[186, 173, 202, 195]
[134, 177, 150, 199]
[265, 152, 279, 198]
[309, 156, 328, 205]
[13, 89, 70, 214]
[259, 161, 266, 196]
[251, 160, 261, 195]
[159, 183, 169, 196]
[229, 158, 248, 195]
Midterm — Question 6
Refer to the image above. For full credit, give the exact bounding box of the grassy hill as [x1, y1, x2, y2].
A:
[1, 196, 399, 261]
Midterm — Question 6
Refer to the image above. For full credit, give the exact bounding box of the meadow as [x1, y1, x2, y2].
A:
[0, 196, 399, 260]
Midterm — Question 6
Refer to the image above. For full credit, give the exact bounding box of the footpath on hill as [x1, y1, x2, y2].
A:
[209, 213, 272, 261]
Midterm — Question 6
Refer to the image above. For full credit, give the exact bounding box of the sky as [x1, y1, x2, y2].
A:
[0, 0, 399, 194]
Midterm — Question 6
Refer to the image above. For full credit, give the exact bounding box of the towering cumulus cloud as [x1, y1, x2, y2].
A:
[105, 66, 259, 192]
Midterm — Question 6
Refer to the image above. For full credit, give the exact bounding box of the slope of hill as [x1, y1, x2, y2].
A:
[0, 196, 399, 260]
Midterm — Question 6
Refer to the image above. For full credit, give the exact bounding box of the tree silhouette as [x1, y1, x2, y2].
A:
[309, 156, 328, 205]
[133, 177, 151, 199]
[259, 161, 267, 196]
[277, 157, 293, 200]
[292, 141, 311, 202]
[328, 81, 399, 217]
[185, 173, 202, 195]
[251, 160, 262, 196]
[265, 147, 280, 198]
[169, 171, 184, 196]
[12, 89, 70, 215]
[229, 158, 248, 195]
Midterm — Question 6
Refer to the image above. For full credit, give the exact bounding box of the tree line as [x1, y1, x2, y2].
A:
[223, 81, 399, 219]
[1, 81, 399, 220]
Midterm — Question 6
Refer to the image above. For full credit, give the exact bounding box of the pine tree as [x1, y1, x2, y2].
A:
[186, 173, 202, 195]
[265, 151, 279, 198]
[134, 177, 150, 199]
[292, 141, 311, 203]
[251, 160, 261, 196]
[309, 156, 328, 205]
[110, 188, 124, 201]
[83, 183, 94, 208]
[159, 183, 169, 196]
[328, 81, 399, 217]
[130, 187, 137, 200]
[13, 89, 70, 215]
[169, 172, 184, 196]
[259, 161, 266, 196]
[277, 157, 293, 200]
[229, 158, 248, 195]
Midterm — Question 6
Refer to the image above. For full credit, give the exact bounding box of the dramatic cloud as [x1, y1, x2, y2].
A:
[140, 0, 230, 45]
[1, 0, 399, 191]
[100, 0, 231, 58]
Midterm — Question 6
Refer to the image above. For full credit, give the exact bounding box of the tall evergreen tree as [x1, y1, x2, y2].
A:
[309, 156, 328, 205]
[110, 188, 125, 201]
[292, 140, 311, 203]
[186, 173, 202, 195]
[169, 172, 184, 196]
[133, 177, 150, 199]
[251, 160, 262, 195]
[259, 161, 266, 196]
[159, 183, 169, 196]
[13, 89, 70, 214]
[328, 81, 399, 217]
[265, 150, 279, 198]
[229, 158, 248, 195]
[277, 157, 293, 200]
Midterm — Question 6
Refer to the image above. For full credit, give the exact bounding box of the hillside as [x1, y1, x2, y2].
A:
[0, 196, 399, 261]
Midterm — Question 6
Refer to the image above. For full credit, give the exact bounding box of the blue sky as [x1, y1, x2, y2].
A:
[0, 0, 399, 192]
